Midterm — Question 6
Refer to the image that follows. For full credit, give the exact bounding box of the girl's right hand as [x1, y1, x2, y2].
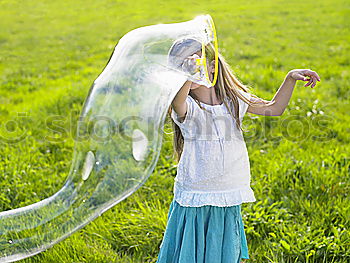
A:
[182, 54, 201, 74]
[183, 54, 203, 89]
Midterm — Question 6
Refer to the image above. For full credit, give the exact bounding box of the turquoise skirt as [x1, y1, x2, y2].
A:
[156, 198, 249, 263]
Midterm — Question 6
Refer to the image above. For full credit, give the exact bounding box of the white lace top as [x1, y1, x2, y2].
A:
[170, 89, 256, 207]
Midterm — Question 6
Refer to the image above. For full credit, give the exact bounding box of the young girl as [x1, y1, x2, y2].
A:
[157, 38, 320, 263]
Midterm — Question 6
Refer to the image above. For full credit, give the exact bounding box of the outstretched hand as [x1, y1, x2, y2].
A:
[287, 69, 321, 88]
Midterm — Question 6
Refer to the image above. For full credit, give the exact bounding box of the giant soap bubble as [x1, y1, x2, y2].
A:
[0, 14, 219, 262]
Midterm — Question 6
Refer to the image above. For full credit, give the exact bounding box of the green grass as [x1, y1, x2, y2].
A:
[0, 0, 349, 262]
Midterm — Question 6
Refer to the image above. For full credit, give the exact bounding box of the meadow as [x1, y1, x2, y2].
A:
[0, 0, 349, 262]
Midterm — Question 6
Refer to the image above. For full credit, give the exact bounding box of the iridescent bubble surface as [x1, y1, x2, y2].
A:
[0, 14, 218, 262]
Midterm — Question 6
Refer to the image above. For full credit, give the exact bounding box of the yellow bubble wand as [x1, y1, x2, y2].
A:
[194, 15, 219, 87]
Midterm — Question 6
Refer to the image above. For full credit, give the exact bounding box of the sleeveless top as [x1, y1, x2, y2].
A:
[170, 89, 256, 207]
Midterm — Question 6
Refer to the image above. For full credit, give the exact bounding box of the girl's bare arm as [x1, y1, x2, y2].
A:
[247, 69, 321, 116]
[171, 80, 192, 122]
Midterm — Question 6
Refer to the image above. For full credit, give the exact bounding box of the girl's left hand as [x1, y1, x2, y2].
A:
[287, 69, 321, 88]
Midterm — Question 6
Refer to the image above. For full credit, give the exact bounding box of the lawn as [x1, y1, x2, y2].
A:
[0, 0, 349, 262]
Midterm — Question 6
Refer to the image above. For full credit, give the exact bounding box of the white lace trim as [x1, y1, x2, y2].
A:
[173, 183, 256, 207]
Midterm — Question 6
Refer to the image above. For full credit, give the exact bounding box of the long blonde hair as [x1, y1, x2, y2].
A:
[168, 40, 275, 162]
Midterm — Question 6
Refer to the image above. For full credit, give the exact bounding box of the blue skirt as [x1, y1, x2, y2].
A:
[156, 198, 249, 263]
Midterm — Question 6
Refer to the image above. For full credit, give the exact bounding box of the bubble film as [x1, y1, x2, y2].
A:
[0, 14, 218, 262]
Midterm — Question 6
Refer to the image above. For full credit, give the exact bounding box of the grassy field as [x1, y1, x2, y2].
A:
[0, 0, 349, 262]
